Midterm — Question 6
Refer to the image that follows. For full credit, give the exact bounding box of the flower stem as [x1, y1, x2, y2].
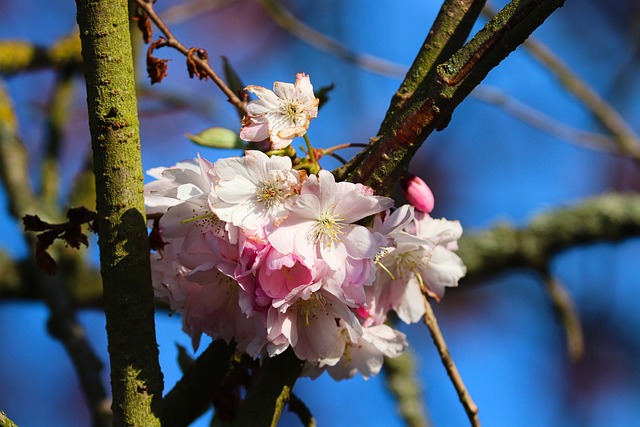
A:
[322, 142, 367, 154]
[303, 134, 320, 172]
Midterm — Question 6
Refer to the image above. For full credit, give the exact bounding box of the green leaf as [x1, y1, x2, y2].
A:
[186, 127, 246, 149]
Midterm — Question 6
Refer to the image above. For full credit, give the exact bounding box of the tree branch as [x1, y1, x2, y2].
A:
[482, 4, 640, 163]
[385, 0, 487, 119]
[423, 296, 480, 427]
[74, 0, 163, 425]
[458, 193, 640, 281]
[133, 0, 246, 112]
[334, 0, 566, 196]
[0, 33, 82, 76]
[0, 78, 38, 218]
[232, 348, 304, 427]
[0, 411, 18, 427]
[162, 341, 236, 427]
[257, 0, 407, 78]
[383, 349, 433, 427]
[541, 271, 584, 362]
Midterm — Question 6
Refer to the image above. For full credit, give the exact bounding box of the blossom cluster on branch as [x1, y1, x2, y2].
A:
[144, 75, 466, 380]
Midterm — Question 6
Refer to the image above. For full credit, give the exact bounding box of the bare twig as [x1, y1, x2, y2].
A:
[41, 69, 75, 210]
[134, 0, 246, 113]
[41, 272, 112, 427]
[423, 296, 481, 427]
[472, 85, 619, 152]
[0, 78, 38, 217]
[257, 0, 407, 78]
[160, 0, 240, 25]
[483, 3, 640, 164]
[541, 271, 584, 362]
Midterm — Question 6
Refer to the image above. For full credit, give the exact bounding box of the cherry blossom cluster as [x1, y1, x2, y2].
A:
[144, 74, 466, 380]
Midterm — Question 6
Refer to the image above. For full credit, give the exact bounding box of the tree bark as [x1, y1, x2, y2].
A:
[74, 0, 163, 425]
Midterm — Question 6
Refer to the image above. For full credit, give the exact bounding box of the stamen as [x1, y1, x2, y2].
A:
[310, 210, 345, 247]
[256, 179, 285, 209]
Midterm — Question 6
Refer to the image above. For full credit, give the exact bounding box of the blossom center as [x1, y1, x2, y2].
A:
[394, 250, 430, 292]
[295, 292, 328, 326]
[279, 99, 306, 126]
[310, 210, 345, 247]
[256, 179, 287, 209]
[394, 252, 421, 278]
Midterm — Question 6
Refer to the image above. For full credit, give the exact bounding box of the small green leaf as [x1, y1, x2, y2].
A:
[186, 127, 246, 149]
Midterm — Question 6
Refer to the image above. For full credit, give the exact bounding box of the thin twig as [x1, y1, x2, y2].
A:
[423, 296, 481, 427]
[472, 85, 618, 153]
[483, 2, 640, 164]
[134, 0, 246, 113]
[41, 271, 112, 427]
[160, 0, 240, 25]
[257, 0, 407, 77]
[541, 271, 584, 362]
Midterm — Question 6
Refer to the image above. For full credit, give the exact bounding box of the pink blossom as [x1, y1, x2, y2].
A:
[327, 324, 407, 380]
[268, 170, 393, 271]
[208, 150, 301, 231]
[400, 173, 435, 213]
[240, 73, 319, 149]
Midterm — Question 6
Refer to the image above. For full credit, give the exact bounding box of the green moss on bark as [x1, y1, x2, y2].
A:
[74, 0, 163, 425]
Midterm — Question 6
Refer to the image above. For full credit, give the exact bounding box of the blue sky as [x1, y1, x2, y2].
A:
[1, 1, 639, 426]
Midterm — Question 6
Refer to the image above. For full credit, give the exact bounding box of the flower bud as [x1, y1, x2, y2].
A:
[401, 174, 435, 213]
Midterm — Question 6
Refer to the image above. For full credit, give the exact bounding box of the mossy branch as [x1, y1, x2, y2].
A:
[458, 193, 640, 281]
[232, 348, 304, 427]
[384, 0, 487, 123]
[0, 411, 18, 427]
[74, 0, 163, 425]
[383, 349, 433, 427]
[0, 33, 82, 76]
[334, 0, 566, 196]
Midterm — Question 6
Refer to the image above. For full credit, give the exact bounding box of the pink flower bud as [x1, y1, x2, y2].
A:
[401, 174, 435, 213]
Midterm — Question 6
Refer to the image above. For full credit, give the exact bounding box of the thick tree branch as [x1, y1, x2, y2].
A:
[232, 348, 304, 427]
[458, 193, 640, 282]
[74, 0, 163, 425]
[335, 0, 566, 196]
[162, 341, 236, 427]
[384, 0, 487, 120]
[0, 411, 18, 427]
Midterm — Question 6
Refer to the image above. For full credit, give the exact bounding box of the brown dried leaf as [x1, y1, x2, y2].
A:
[186, 48, 209, 81]
[147, 38, 170, 85]
[133, 8, 153, 44]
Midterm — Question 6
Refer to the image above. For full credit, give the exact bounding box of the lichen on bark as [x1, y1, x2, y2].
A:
[74, 0, 163, 425]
